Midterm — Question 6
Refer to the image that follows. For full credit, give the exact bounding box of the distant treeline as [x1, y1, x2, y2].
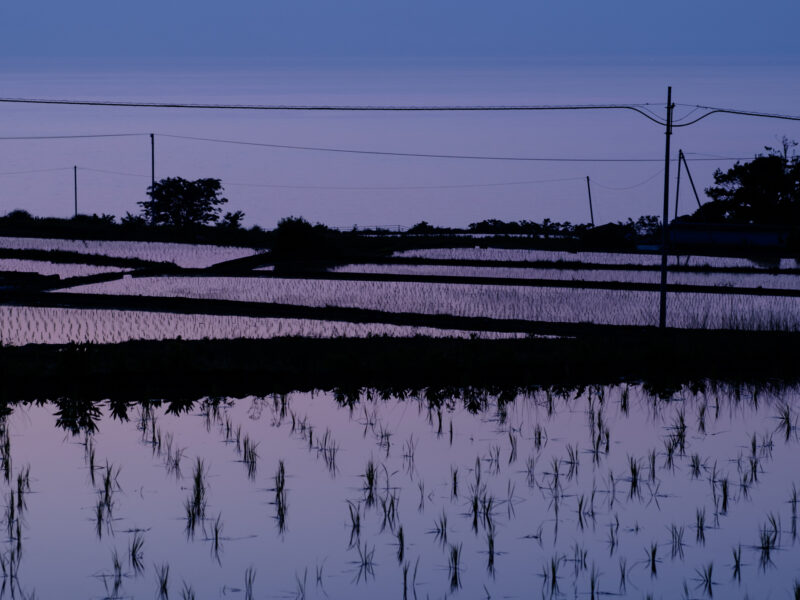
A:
[0, 210, 662, 249]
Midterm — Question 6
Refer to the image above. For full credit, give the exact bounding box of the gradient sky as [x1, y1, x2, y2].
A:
[2, 0, 799, 62]
[2, 2, 799, 228]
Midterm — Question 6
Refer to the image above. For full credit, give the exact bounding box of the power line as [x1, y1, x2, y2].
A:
[0, 97, 669, 125]
[159, 133, 749, 163]
[673, 104, 800, 128]
[0, 167, 73, 176]
[75, 167, 587, 190]
[590, 169, 665, 191]
[0, 133, 147, 141]
[223, 176, 585, 191]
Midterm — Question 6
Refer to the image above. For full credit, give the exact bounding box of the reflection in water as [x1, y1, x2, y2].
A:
[0, 383, 797, 598]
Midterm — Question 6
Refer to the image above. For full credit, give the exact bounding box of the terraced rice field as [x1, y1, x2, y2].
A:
[62, 275, 800, 330]
[0, 236, 259, 268]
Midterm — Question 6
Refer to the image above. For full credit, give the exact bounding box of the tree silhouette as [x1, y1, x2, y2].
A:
[140, 177, 230, 228]
[689, 138, 800, 226]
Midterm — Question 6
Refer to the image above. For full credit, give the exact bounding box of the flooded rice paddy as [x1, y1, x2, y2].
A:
[0, 384, 798, 598]
[0, 259, 126, 279]
[333, 263, 800, 290]
[0, 237, 258, 269]
[63, 276, 800, 330]
[0, 306, 523, 345]
[393, 248, 800, 270]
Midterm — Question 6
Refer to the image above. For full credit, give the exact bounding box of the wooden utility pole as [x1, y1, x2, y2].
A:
[674, 150, 683, 220]
[586, 176, 595, 227]
[659, 87, 674, 329]
[73, 166, 78, 217]
[150, 133, 155, 192]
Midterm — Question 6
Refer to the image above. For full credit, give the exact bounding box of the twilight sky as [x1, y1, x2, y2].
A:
[1, 0, 799, 62]
[1, 2, 799, 228]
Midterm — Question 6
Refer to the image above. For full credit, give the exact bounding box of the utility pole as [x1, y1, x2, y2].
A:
[73, 166, 78, 217]
[150, 133, 155, 192]
[674, 150, 683, 220]
[659, 87, 674, 329]
[586, 176, 595, 227]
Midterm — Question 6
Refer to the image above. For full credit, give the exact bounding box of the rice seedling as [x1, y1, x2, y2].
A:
[589, 563, 600, 600]
[481, 493, 497, 531]
[698, 402, 707, 434]
[541, 554, 562, 597]
[363, 459, 377, 507]
[695, 563, 714, 598]
[570, 543, 588, 577]
[486, 522, 496, 575]
[395, 525, 405, 563]
[777, 404, 795, 442]
[757, 524, 778, 571]
[451, 466, 458, 499]
[732, 545, 742, 582]
[155, 562, 170, 599]
[525, 455, 536, 487]
[180, 581, 196, 600]
[188, 457, 207, 522]
[244, 566, 256, 600]
[646, 542, 658, 577]
[354, 542, 375, 584]
[379, 491, 399, 532]
[690, 453, 702, 479]
[128, 531, 144, 575]
[486, 445, 501, 475]
[533, 423, 545, 450]
[432, 510, 448, 545]
[628, 455, 641, 500]
[564, 444, 579, 480]
[211, 512, 224, 560]
[347, 500, 361, 547]
[110, 548, 123, 588]
[696, 508, 707, 544]
[165, 445, 185, 479]
[670, 524, 685, 560]
[241, 434, 259, 480]
[720, 477, 729, 514]
[664, 437, 677, 471]
[508, 431, 518, 464]
[448, 543, 463, 591]
[295, 568, 308, 600]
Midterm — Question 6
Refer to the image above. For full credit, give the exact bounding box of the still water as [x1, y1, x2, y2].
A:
[1, 383, 798, 598]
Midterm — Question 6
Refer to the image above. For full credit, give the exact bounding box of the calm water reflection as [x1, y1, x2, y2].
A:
[1, 384, 798, 598]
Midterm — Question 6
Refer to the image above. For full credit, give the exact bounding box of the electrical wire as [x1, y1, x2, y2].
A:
[590, 169, 665, 191]
[222, 176, 585, 191]
[672, 104, 800, 128]
[159, 133, 748, 163]
[0, 167, 73, 176]
[0, 133, 147, 141]
[0, 97, 669, 125]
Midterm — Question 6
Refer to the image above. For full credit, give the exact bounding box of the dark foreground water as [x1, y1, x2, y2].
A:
[1, 384, 798, 598]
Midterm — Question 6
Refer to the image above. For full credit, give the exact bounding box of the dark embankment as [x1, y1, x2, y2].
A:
[0, 330, 798, 401]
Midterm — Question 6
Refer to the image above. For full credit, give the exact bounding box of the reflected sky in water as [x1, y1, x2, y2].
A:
[1, 383, 798, 598]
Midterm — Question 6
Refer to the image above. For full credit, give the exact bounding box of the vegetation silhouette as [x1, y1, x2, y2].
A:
[682, 138, 800, 226]
[140, 177, 240, 229]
